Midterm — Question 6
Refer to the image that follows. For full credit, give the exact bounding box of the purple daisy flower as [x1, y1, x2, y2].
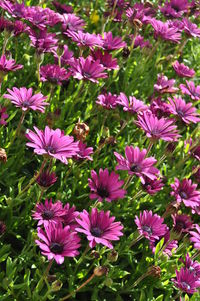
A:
[136, 111, 180, 142]
[36, 223, 80, 264]
[75, 208, 123, 249]
[96, 92, 118, 110]
[135, 210, 168, 242]
[171, 178, 200, 209]
[172, 214, 193, 233]
[142, 176, 164, 195]
[32, 199, 65, 227]
[190, 224, 200, 250]
[62, 203, 79, 231]
[29, 29, 58, 54]
[36, 170, 58, 189]
[180, 253, 200, 279]
[117, 92, 148, 114]
[74, 141, 93, 161]
[180, 81, 200, 101]
[0, 55, 23, 74]
[182, 18, 200, 38]
[54, 45, 74, 67]
[172, 267, 200, 294]
[154, 74, 179, 94]
[40, 64, 71, 85]
[132, 34, 152, 49]
[114, 146, 159, 184]
[4, 87, 48, 113]
[0, 1, 26, 18]
[160, 0, 189, 18]
[150, 19, 181, 43]
[88, 168, 126, 202]
[150, 230, 178, 257]
[150, 98, 171, 118]
[172, 61, 195, 78]
[26, 126, 79, 165]
[66, 30, 103, 49]
[102, 32, 127, 51]
[52, 1, 73, 14]
[91, 50, 119, 70]
[0, 106, 8, 126]
[69, 56, 107, 83]
[167, 97, 200, 124]
[61, 13, 85, 32]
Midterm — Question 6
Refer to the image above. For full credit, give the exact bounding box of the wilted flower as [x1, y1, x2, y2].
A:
[117, 92, 148, 114]
[114, 146, 159, 184]
[73, 121, 90, 141]
[36, 223, 80, 264]
[40, 64, 71, 85]
[172, 267, 200, 294]
[154, 74, 179, 94]
[74, 141, 93, 161]
[172, 61, 195, 78]
[88, 168, 126, 202]
[76, 208, 123, 249]
[0, 148, 7, 163]
[142, 176, 164, 195]
[102, 32, 126, 51]
[36, 170, 58, 189]
[172, 214, 193, 234]
[0, 55, 23, 75]
[4, 87, 48, 113]
[26, 126, 79, 165]
[96, 92, 118, 110]
[179, 81, 200, 101]
[150, 19, 181, 43]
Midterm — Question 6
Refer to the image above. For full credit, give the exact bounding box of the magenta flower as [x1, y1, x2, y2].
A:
[154, 74, 179, 94]
[66, 30, 103, 49]
[102, 32, 126, 51]
[132, 35, 151, 49]
[172, 61, 195, 78]
[180, 81, 200, 101]
[167, 97, 200, 124]
[172, 267, 200, 294]
[0, 1, 26, 18]
[0, 106, 8, 126]
[0, 55, 23, 74]
[62, 203, 79, 231]
[150, 98, 171, 118]
[29, 29, 58, 54]
[74, 141, 93, 161]
[136, 111, 180, 142]
[54, 45, 74, 67]
[36, 223, 80, 264]
[62, 13, 85, 32]
[69, 56, 107, 83]
[32, 199, 65, 227]
[40, 64, 71, 85]
[180, 253, 200, 279]
[36, 170, 58, 189]
[172, 214, 193, 234]
[182, 18, 200, 38]
[150, 19, 181, 43]
[160, 0, 189, 18]
[26, 126, 79, 165]
[91, 50, 119, 70]
[96, 92, 118, 110]
[171, 178, 200, 209]
[75, 208, 123, 249]
[117, 92, 148, 114]
[4, 87, 48, 113]
[114, 146, 159, 184]
[88, 168, 126, 202]
[135, 210, 168, 242]
[52, 1, 73, 14]
[190, 224, 200, 250]
[142, 177, 164, 195]
[150, 230, 178, 257]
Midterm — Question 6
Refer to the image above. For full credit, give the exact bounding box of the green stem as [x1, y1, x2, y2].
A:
[123, 175, 134, 190]
[8, 111, 25, 148]
[129, 234, 142, 247]
[74, 245, 90, 274]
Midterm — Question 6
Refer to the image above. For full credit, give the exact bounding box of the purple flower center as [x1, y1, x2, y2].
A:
[91, 227, 102, 237]
[182, 281, 191, 291]
[22, 100, 30, 108]
[50, 242, 64, 254]
[151, 129, 160, 136]
[42, 210, 54, 220]
[97, 186, 109, 198]
[179, 191, 188, 199]
[130, 164, 140, 172]
[171, 4, 180, 12]
[83, 71, 91, 78]
[142, 225, 152, 235]
[174, 221, 185, 232]
[45, 145, 55, 154]
[177, 110, 184, 117]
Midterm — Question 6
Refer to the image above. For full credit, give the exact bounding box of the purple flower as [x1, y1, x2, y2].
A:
[154, 74, 179, 94]
[167, 97, 200, 124]
[193, 166, 200, 184]
[160, 0, 189, 18]
[26, 126, 79, 165]
[132, 34, 152, 49]
[29, 29, 58, 54]
[4, 87, 48, 113]
[36, 170, 58, 189]
[190, 224, 200, 250]
[66, 30, 103, 49]
[171, 178, 200, 209]
[0, 1, 26, 18]
[96, 92, 118, 110]
[0, 106, 8, 126]
[52, 1, 73, 14]
[75, 208, 123, 249]
[135, 210, 168, 242]
[136, 111, 180, 142]
[102, 32, 126, 51]
[40, 64, 71, 85]
[0, 55, 23, 74]
[182, 18, 200, 38]
[114, 146, 159, 184]
[180, 81, 200, 101]
[62, 13, 85, 32]
[69, 56, 107, 83]
[150, 19, 181, 43]
[172, 214, 193, 233]
[173, 61, 195, 78]
[62, 203, 79, 231]
[91, 50, 119, 70]
[150, 98, 171, 118]
[142, 176, 164, 195]
[88, 168, 126, 202]
[54, 45, 74, 67]
[117, 92, 148, 114]
[36, 223, 80, 264]
[74, 141, 93, 161]
[32, 199, 65, 227]
[180, 253, 200, 279]
[172, 267, 200, 294]
[150, 230, 178, 257]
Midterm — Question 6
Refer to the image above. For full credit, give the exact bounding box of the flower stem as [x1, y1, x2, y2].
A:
[34, 259, 53, 294]
[146, 141, 153, 156]
[8, 111, 25, 148]
[123, 175, 134, 190]
[60, 273, 96, 301]
[74, 244, 90, 274]
[129, 234, 142, 247]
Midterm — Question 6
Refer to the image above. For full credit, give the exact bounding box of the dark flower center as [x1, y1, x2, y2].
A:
[91, 227, 102, 237]
[182, 281, 191, 290]
[142, 225, 152, 235]
[151, 129, 160, 136]
[83, 71, 91, 78]
[130, 164, 140, 172]
[50, 242, 64, 254]
[179, 191, 188, 199]
[22, 100, 30, 108]
[45, 145, 55, 154]
[177, 110, 184, 117]
[171, 4, 180, 12]
[42, 210, 54, 220]
[97, 186, 109, 198]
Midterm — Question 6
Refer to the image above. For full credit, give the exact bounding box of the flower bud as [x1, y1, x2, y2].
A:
[51, 280, 63, 292]
[90, 250, 100, 259]
[147, 265, 161, 278]
[104, 277, 113, 287]
[107, 250, 118, 262]
[94, 266, 109, 277]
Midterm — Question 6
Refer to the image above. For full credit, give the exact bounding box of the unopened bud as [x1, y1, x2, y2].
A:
[94, 266, 109, 277]
[73, 121, 90, 141]
[104, 277, 113, 287]
[51, 280, 63, 292]
[90, 250, 100, 259]
[105, 136, 117, 146]
[0, 148, 7, 163]
[107, 250, 118, 262]
[147, 266, 161, 278]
